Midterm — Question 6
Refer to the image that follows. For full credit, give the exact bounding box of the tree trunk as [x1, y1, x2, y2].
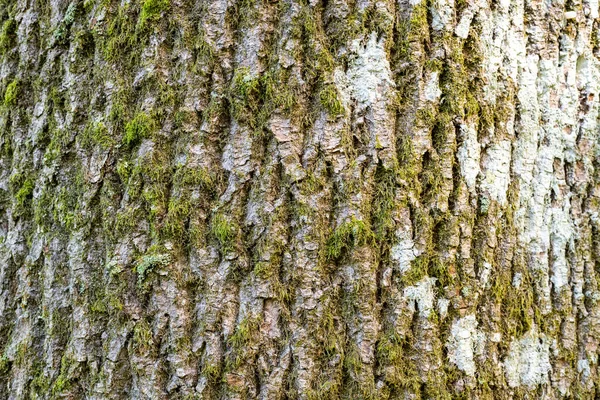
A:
[0, 0, 599, 398]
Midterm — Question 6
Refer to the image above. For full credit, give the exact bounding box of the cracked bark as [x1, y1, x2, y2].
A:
[1, 0, 600, 398]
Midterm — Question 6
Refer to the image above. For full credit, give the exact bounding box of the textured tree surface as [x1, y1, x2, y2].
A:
[1, 0, 600, 398]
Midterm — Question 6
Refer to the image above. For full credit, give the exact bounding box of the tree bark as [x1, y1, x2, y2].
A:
[0, 0, 599, 398]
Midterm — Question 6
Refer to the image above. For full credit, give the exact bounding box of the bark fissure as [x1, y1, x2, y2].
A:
[0, 0, 600, 398]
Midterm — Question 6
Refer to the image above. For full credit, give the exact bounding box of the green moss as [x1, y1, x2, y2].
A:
[493, 268, 540, 337]
[139, 0, 169, 28]
[160, 165, 215, 242]
[194, 32, 215, 63]
[116, 160, 132, 183]
[420, 153, 444, 204]
[262, 70, 297, 114]
[395, 2, 429, 61]
[4, 79, 18, 106]
[252, 261, 272, 279]
[107, 294, 124, 312]
[49, 171, 85, 230]
[201, 362, 221, 383]
[90, 298, 108, 314]
[52, 374, 70, 394]
[175, 166, 214, 189]
[372, 164, 397, 241]
[0, 353, 9, 375]
[319, 84, 345, 117]
[133, 319, 155, 353]
[224, 67, 302, 135]
[103, 5, 140, 67]
[397, 135, 414, 166]
[137, 150, 172, 224]
[464, 91, 480, 120]
[401, 255, 429, 286]
[51, 354, 77, 395]
[211, 214, 238, 253]
[141, 184, 165, 215]
[416, 106, 437, 128]
[432, 113, 454, 152]
[29, 365, 50, 395]
[376, 333, 422, 394]
[80, 121, 113, 149]
[325, 12, 359, 52]
[0, 18, 16, 53]
[366, 7, 394, 37]
[228, 68, 262, 128]
[163, 196, 190, 239]
[299, 171, 326, 196]
[12, 170, 37, 217]
[49, 86, 66, 111]
[326, 217, 375, 260]
[43, 127, 70, 163]
[73, 29, 95, 56]
[123, 112, 154, 147]
[15, 177, 34, 208]
[429, 256, 454, 287]
[342, 343, 377, 399]
[228, 318, 253, 348]
[226, 316, 261, 370]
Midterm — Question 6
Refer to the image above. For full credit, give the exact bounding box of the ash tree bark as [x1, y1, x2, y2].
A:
[0, 0, 599, 398]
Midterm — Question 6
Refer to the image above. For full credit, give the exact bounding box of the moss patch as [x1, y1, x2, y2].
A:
[139, 0, 170, 29]
[123, 112, 155, 147]
[4, 79, 18, 106]
[0, 19, 16, 53]
[211, 213, 238, 253]
[326, 217, 376, 260]
[319, 84, 345, 117]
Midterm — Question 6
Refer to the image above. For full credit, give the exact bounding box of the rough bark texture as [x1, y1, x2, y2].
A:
[1, 0, 600, 398]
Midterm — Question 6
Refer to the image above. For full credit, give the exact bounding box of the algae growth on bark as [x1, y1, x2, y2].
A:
[0, 0, 600, 398]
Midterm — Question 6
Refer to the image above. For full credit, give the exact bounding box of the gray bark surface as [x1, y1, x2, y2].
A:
[0, 0, 599, 398]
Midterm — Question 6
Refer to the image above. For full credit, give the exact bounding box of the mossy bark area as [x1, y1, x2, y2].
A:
[0, 0, 599, 398]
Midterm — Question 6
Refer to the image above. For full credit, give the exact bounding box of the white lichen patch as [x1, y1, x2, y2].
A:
[437, 298, 450, 319]
[403, 277, 437, 317]
[431, 0, 454, 31]
[478, 0, 526, 104]
[423, 71, 442, 102]
[504, 328, 551, 388]
[390, 238, 417, 274]
[512, 272, 522, 288]
[577, 359, 591, 381]
[564, 10, 577, 19]
[345, 33, 394, 112]
[549, 197, 574, 290]
[507, 26, 596, 314]
[335, 32, 396, 164]
[446, 315, 485, 376]
[587, 0, 599, 18]
[455, 5, 478, 39]
[480, 139, 511, 205]
[479, 261, 492, 288]
[457, 122, 481, 192]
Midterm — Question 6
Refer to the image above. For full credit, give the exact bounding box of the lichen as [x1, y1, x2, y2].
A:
[135, 251, 171, 287]
[504, 328, 551, 388]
